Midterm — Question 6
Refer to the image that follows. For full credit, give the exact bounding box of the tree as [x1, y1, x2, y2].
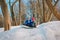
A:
[45, 0, 60, 20]
[42, 0, 46, 22]
[0, 0, 11, 31]
[46, 0, 59, 21]
[19, 0, 21, 25]
[9, 0, 18, 26]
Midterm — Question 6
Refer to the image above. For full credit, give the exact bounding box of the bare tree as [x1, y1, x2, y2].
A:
[42, 0, 46, 22]
[0, 0, 11, 31]
[45, 0, 60, 20]
[46, 0, 59, 21]
[19, 0, 22, 25]
[9, 0, 18, 26]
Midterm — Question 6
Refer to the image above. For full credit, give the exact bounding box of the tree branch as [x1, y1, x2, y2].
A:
[45, 0, 60, 20]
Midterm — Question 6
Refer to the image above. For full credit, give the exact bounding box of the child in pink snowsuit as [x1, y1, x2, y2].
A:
[32, 17, 35, 22]
[31, 17, 36, 27]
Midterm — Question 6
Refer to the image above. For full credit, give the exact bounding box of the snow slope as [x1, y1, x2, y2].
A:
[37, 21, 60, 40]
[0, 21, 60, 40]
[0, 26, 21, 32]
[37, 21, 60, 35]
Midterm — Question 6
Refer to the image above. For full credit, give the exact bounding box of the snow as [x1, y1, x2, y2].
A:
[0, 21, 60, 40]
[0, 28, 4, 32]
[37, 21, 60, 40]
[0, 25, 21, 32]
[37, 21, 60, 35]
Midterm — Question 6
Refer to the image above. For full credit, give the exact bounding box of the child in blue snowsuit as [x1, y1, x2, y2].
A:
[24, 18, 35, 27]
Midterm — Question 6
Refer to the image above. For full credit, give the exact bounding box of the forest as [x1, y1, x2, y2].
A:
[0, 0, 60, 31]
[0, 0, 60, 40]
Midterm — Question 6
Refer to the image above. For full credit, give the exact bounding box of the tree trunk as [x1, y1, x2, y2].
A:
[46, 0, 59, 21]
[19, 0, 21, 25]
[37, 0, 42, 24]
[42, 0, 46, 22]
[10, 6, 17, 26]
[9, 0, 17, 26]
[45, 0, 60, 20]
[1, 0, 11, 31]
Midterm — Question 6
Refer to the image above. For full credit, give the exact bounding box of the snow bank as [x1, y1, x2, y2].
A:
[0, 25, 21, 32]
[37, 21, 60, 40]
[37, 21, 60, 35]
[0, 28, 4, 32]
[0, 25, 56, 40]
[0, 21, 60, 40]
[0, 27, 56, 40]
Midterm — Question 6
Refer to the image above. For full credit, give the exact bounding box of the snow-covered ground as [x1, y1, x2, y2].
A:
[0, 25, 22, 32]
[0, 21, 60, 40]
[37, 21, 60, 40]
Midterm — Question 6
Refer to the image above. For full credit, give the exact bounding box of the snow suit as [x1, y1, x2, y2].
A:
[24, 18, 36, 27]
